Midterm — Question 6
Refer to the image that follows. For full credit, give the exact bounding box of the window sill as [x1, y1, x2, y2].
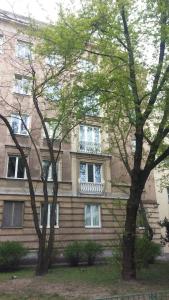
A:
[85, 226, 101, 229]
[14, 133, 29, 137]
[6, 177, 27, 180]
[1, 226, 23, 229]
[40, 225, 59, 229]
[13, 92, 31, 97]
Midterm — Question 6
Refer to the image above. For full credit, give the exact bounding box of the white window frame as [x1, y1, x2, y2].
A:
[79, 125, 100, 143]
[84, 204, 101, 228]
[40, 203, 59, 228]
[80, 162, 102, 183]
[10, 114, 29, 135]
[7, 156, 26, 179]
[16, 40, 32, 59]
[0, 34, 4, 54]
[14, 74, 32, 95]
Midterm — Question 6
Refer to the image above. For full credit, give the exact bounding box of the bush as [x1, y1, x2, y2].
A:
[112, 236, 161, 270]
[0, 241, 27, 271]
[64, 241, 83, 266]
[83, 241, 103, 265]
[135, 236, 161, 268]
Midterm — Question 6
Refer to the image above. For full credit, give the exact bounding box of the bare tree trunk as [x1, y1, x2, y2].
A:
[122, 173, 144, 280]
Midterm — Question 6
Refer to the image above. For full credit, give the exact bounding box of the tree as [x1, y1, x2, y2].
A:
[0, 13, 94, 275]
[51, 0, 169, 280]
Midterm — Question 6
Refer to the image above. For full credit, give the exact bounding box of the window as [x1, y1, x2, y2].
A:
[11, 114, 29, 135]
[0, 34, 3, 53]
[44, 83, 61, 101]
[42, 160, 52, 180]
[43, 121, 61, 139]
[40, 203, 59, 228]
[80, 163, 102, 183]
[45, 54, 62, 67]
[7, 156, 26, 179]
[77, 59, 95, 73]
[16, 40, 32, 59]
[79, 125, 100, 153]
[84, 204, 101, 228]
[14, 74, 32, 95]
[83, 96, 100, 116]
[2, 201, 24, 228]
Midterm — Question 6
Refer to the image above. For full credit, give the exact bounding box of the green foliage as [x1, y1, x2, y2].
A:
[136, 237, 161, 268]
[64, 241, 103, 266]
[112, 237, 161, 270]
[83, 241, 103, 265]
[159, 217, 169, 244]
[64, 241, 84, 266]
[0, 241, 27, 271]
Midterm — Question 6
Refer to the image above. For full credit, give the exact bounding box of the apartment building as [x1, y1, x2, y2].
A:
[0, 9, 161, 259]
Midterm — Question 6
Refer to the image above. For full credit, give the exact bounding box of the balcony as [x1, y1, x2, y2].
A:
[79, 141, 101, 154]
[80, 182, 104, 194]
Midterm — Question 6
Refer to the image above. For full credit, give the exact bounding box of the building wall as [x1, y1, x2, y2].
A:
[0, 10, 161, 258]
[154, 169, 169, 253]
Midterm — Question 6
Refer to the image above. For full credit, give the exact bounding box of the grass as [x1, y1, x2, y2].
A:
[0, 262, 169, 299]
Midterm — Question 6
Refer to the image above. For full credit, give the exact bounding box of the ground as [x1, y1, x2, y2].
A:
[0, 262, 169, 299]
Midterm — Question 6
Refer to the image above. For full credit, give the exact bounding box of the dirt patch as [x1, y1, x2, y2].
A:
[0, 278, 112, 299]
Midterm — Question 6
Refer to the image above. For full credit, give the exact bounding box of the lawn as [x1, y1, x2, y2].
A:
[0, 262, 169, 299]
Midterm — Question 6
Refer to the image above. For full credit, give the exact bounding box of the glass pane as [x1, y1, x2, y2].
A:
[45, 84, 60, 101]
[42, 160, 51, 179]
[20, 115, 28, 134]
[22, 78, 31, 94]
[92, 205, 100, 226]
[88, 164, 94, 182]
[49, 203, 57, 226]
[17, 157, 25, 178]
[41, 203, 49, 226]
[87, 126, 93, 142]
[13, 202, 23, 227]
[80, 163, 86, 182]
[85, 205, 91, 226]
[3, 202, 12, 227]
[15, 76, 22, 93]
[11, 116, 19, 134]
[7, 156, 16, 177]
[80, 125, 85, 141]
[94, 127, 100, 143]
[95, 164, 101, 183]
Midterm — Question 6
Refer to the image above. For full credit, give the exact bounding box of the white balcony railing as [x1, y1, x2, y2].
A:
[80, 182, 104, 194]
[79, 141, 101, 154]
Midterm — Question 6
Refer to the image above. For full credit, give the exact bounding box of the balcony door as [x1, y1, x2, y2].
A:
[80, 162, 104, 194]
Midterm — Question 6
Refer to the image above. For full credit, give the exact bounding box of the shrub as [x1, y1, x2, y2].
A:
[64, 241, 83, 266]
[83, 241, 103, 265]
[0, 241, 27, 271]
[135, 236, 161, 268]
[112, 236, 161, 270]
